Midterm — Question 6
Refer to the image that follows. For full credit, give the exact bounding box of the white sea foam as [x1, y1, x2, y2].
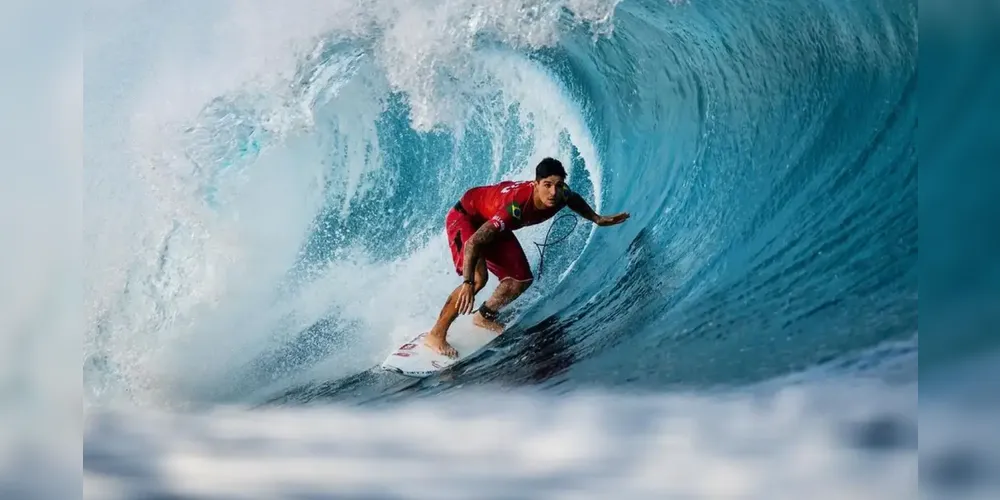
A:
[83, 0, 612, 407]
[83, 379, 923, 500]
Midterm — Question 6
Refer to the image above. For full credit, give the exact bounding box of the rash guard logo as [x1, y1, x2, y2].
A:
[508, 202, 522, 220]
[490, 215, 505, 231]
[559, 185, 570, 202]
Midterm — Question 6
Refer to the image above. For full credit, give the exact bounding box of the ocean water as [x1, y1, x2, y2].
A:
[59, 0, 993, 497]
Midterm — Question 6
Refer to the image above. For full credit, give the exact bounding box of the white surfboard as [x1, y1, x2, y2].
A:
[380, 320, 500, 377]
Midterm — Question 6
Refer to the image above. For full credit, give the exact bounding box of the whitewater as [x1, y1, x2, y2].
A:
[36, 0, 982, 498]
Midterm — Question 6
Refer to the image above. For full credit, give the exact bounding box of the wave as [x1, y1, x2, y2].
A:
[83, 0, 915, 410]
[69, 0, 1000, 498]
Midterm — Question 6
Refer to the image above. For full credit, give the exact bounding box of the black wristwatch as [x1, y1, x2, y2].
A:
[463, 279, 475, 287]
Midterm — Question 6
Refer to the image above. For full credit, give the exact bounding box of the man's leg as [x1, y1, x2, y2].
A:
[472, 235, 533, 332]
[472, 278, 531, 332]
[424, 209, 482, 357]
[424, 258, 488, 357]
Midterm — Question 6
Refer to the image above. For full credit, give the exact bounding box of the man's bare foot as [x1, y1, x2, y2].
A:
[473, 312, 505, 334]
[424, 332, 458, 358]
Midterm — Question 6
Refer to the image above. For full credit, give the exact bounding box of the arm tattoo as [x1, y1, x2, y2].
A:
[462, 224, 500, 281]
[566, 192, 600, 223]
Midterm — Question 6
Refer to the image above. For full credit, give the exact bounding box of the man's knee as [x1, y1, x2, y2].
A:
[505, 277, 532, 294]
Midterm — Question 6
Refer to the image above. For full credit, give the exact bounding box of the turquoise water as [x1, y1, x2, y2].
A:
[81, 0, 920, 404]
[246, 0, 918, 402]
[84, 0, 919, 402]
[74, 1, 1000, 498]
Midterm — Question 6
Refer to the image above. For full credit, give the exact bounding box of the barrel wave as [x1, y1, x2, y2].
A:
[83, 0, 923, 497]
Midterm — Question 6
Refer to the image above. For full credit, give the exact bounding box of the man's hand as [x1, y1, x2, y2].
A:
[597, 212, 630, 226]
[458, 224, 499, 315]
[456, 282, 476, 314]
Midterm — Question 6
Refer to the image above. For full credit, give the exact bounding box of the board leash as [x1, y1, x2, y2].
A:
[532, 213, 579, 278]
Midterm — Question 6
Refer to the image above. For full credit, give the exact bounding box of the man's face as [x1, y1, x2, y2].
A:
[534, 175, 565, 208]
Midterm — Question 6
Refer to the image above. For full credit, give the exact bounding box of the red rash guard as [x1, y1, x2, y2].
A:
[446, 180, 570, 281]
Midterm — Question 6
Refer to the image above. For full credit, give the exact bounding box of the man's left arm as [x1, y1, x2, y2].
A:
[565, 190, 629, 226]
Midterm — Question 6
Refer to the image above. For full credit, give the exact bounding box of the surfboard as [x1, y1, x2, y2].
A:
[380, 319, 500, 377]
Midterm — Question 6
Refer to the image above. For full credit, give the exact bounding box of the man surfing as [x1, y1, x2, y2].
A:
[425, 157, 630, 357]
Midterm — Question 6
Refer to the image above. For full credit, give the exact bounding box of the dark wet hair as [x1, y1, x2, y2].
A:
[535, 157, 567, 180]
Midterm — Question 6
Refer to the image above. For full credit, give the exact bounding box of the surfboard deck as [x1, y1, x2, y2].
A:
[380, 320, 500, 377]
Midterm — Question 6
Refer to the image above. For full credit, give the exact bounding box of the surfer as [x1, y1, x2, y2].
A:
[425, 157, 630, 357]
